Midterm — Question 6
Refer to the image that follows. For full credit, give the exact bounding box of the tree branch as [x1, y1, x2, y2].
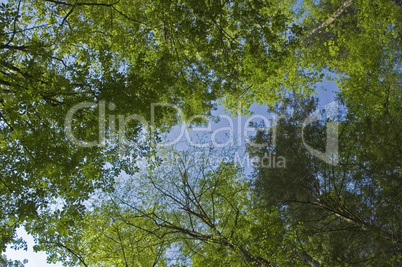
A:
[55, 241, 88, 267]
[5, 0, 22, 46]
[296, 251, 323, 267]
[301, 0, 354, 43]
[0, 44, 29, 51]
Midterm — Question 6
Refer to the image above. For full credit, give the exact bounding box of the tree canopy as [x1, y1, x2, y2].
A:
[247, 94, 401, 265]
[0, 0, 401, 266]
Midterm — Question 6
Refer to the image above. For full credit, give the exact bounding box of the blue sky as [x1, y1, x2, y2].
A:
[1, 0, 340, 263]
[4, 79, 339, 266]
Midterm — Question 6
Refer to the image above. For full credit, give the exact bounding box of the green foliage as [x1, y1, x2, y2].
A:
[0, 254, 27, 267]
[248, 93, 401, 266]
[30, 147, 305, 266]
[0, 0, 400, 265]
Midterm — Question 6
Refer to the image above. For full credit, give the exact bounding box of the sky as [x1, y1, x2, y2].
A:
[0, 0, 341, 263]
[4, 79, 339, 266]
[5, 228, 62, 267]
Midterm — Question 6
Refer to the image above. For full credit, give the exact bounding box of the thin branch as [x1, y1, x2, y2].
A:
[0, 44, 29, 51]
[43, 0, 72, 6]
[55, 242, 88, 267]
[61, 6, 75, 27]
[295, 251, 323, 267]
[43, 0, 118, 7]
[0, 176, 13, 193]
[3, 23, 54, 35]
[301, 0, 354, 43]
[1, 62, 32, 79]
[0, 78, 13, 87]
[0, 111, 14, 132]
[5, 0, 22, 46]
[110, 6, 145, 25]
[43, 0, 145, 25]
